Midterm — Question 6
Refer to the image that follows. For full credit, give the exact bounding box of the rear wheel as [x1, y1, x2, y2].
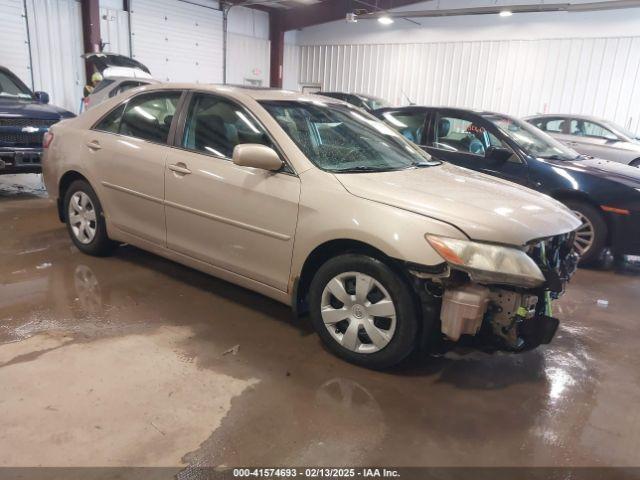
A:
[564, 199, 607, 266]
[309, 254, 419, 369]
[64, 180, 116, 257]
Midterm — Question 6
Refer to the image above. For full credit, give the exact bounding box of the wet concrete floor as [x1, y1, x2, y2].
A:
[1, 174, 639, 468]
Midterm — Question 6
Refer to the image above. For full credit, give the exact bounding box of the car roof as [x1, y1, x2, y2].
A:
[524, 113, 604, 122]
[374, 105, 504, 116]
[128, 83, 345, 104]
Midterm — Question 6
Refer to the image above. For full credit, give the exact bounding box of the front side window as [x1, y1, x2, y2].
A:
[380, 110, 426, 144]
[118, 92, 181, 143]
[260, 100, 437, 173]
[432, 115, 495, 157]
[570, 119, 617, 140]
[182, 93, 272, 158]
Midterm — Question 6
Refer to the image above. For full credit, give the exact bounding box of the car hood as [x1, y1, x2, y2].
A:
[0, 99, 74, 119]
[549, 157, 640, 188]
[335, 163, 581, 246]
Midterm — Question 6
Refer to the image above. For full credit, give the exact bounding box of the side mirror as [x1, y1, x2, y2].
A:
[486, 146, 513, 162]
[34, 91, 50, 104]
[232, 144, 283, 171]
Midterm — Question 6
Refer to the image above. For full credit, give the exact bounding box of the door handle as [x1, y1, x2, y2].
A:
[168, 162, 191, 175]
[87, 140, 101, 151]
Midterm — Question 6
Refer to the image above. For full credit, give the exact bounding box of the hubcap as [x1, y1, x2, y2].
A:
[320, 272, 397, 354]
[68, 191, 97, 244]
[572, 210, 595, 257]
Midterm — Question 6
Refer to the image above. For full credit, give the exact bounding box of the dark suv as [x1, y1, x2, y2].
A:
[0, 66, 74, 175]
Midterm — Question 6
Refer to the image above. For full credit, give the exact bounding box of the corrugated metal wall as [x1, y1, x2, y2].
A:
[282, 43, 300, 91]
[226, 33, 270, 86]
[100, 6, 130, 56]
[299, 37, 640, 134]
[26, 0, 85, 113]
[0, 0, 32, 88]
[130, 0, 223, 83]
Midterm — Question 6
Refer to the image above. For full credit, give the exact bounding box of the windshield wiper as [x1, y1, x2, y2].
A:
[333, 165, 397, 173]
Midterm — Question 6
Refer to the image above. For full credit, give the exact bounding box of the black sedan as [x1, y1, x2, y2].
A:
[375, 106, 640, 265]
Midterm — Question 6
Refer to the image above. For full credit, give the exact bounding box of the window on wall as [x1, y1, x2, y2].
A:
[182, 93, 272, 158]
[570, 120, 617, 140]
[380, 111, 427, 144]
[119, 92, 181, 143]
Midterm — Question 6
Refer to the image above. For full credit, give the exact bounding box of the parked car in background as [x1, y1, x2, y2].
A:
[82, 53, 157, 110]
[43, 85, 580, 368]
[316, 91, 390, 113]
[376, 106, 640, 265]
[0, 66, 74, 175]
[525, 114, 640, 167]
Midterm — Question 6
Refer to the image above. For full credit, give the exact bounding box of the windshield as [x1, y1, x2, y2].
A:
[359, 95, 390, 111]
[260, 100, 438, 173]
[484, 114, 580, 160]
[0, 70, 33, 100]
[604, 121, 640, 141]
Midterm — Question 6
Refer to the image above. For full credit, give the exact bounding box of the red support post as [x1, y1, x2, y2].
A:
[81, 0, 101, 80]
[269, 14, 284, 88]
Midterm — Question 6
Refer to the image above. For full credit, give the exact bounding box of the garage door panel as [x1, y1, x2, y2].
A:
[0, 0, 32, 88]
[130, 0, 223, 83]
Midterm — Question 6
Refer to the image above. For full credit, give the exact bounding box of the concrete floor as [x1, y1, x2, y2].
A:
[1, 174, 640, 469]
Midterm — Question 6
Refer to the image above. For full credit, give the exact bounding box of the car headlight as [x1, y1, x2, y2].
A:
[426, 235, 545, 288]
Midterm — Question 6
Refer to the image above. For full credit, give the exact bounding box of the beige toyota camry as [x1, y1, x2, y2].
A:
[42, 84, 581, 369]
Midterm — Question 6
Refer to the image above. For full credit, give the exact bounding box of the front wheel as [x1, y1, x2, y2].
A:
[308, 254, 419, 369]
[564, 199, 607, 266]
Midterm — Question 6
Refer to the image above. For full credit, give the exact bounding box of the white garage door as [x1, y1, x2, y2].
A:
[130, 0, 223, 83]
[0, 0, 32, 88]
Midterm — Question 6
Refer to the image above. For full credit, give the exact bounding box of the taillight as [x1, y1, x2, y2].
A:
[43, 131, 54, 149]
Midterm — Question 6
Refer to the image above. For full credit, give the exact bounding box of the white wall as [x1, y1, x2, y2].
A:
[226, 6, 270, 86]
[290, 0, 640, 133]
[100, 6, 130, 55]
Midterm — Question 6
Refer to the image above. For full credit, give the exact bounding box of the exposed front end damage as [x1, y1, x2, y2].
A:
[411, 232, 578, 352]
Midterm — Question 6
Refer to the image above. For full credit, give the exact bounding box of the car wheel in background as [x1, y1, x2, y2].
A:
[309, 254, 419, 369]
[64, 180, 116, 257]
[564, 199, 607, 266]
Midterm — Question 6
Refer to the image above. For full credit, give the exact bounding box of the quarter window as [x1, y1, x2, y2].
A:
[182, 93, 272, 158]
[118, 92, 181, 144]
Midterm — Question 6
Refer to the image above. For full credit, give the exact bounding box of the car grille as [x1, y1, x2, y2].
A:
[0, 118, 57, 147]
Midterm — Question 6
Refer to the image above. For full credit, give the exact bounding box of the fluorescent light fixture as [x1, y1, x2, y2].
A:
[499, 10, 513, 17]
[378, 15, 394, 25]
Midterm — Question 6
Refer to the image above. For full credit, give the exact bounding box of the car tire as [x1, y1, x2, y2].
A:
[63, 180, 116, 257]
[563, 199, 607, 266]
[309, 254, 419, 369]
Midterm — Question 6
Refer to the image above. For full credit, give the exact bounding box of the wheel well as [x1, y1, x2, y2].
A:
[550, 190, 611, 246]
[57, 171, 89, 222]
[294, 239, 396, 314]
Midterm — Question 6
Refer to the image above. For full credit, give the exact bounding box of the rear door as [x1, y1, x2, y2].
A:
[423, 110, 530, 186]
[567, 118, 629, 161]
[87, 90, 183, 244]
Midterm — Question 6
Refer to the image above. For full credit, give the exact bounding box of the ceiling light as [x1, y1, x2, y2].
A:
[378, 15, 394, 25]
[499, 10, 513, 17]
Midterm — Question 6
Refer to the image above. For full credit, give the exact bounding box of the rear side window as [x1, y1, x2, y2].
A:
[379, 110, 427, 144]
[94, 103, 125, 133]
[119, 92, 180, 143]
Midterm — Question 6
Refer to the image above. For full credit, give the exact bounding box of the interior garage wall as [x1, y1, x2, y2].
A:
[26, 0, 85, 114]
[100, 6, 130, 56]
[0, 0, 84, 113]
[129, 0, 223, 83]
[226, 7, 270, 86]
[292, 1, 640, 134]
[0, 0, 32, 88]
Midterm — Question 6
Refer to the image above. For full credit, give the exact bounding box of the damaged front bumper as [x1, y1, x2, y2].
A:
[412, 232, 578, 352]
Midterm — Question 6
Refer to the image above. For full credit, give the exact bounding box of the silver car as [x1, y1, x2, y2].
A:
[525, 114, 640, 167]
